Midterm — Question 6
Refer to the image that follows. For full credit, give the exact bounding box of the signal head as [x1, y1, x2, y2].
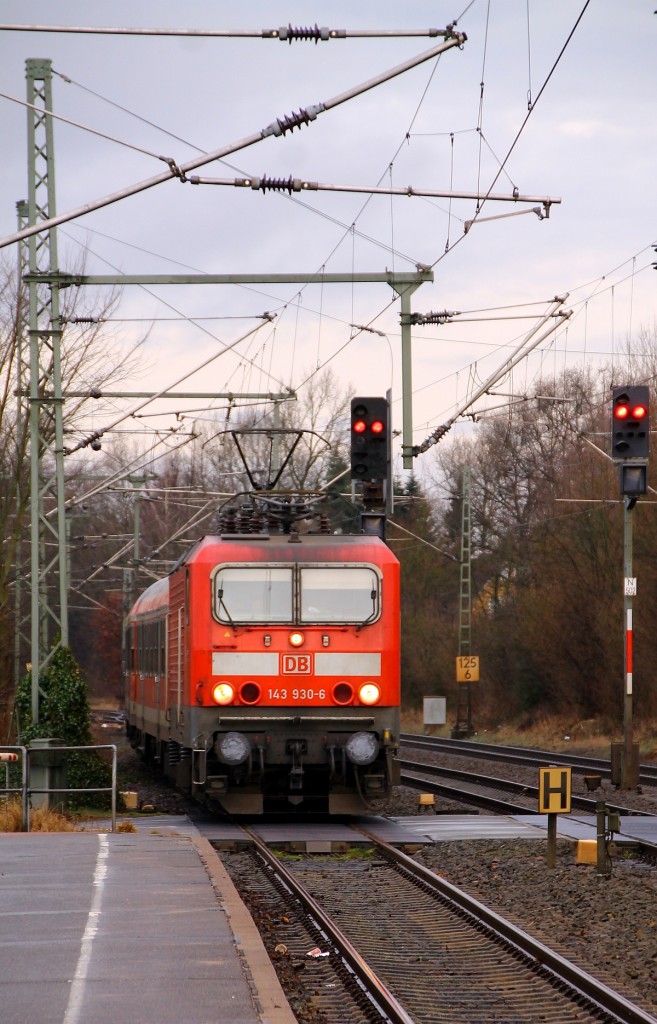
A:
[611, 385, 650, 461]
[350, 397, 389, 481]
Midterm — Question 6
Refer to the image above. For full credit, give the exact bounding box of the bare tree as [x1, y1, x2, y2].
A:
[0, 253, 144, 719]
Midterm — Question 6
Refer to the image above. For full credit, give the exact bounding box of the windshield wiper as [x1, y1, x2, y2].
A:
[217, 588, 237, 629]
[356, 589, 378, 631]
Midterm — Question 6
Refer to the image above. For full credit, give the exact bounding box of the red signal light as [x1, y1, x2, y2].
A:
[370, 420, 384, 435]
[632, 404, 647, 418]
[614, 404, 629, 419]
[353, 419, 367, 434]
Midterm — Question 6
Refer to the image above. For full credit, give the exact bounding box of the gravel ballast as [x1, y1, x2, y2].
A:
[414, 837, 657, 1019]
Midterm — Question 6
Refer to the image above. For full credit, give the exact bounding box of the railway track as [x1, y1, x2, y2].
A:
[400, 732, 657, 788]
[223, 825, 657, 1024]
[398, 756, 655, 817]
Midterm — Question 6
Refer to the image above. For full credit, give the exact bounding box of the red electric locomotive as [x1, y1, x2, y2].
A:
[125, 530, 400, 813]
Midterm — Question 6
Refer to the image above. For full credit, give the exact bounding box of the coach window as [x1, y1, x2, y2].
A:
[137, 623, 144, 674]
[299, 567, 379, 623]
[214, 567, 293, 623]
[158, 619, 166, 677]
[123, 625, 131, 674]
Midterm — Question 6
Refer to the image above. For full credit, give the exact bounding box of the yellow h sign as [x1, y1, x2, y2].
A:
[538, 766, 572, 814]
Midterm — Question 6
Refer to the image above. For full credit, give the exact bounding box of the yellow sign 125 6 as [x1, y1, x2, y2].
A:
[456, 655, 479, 683]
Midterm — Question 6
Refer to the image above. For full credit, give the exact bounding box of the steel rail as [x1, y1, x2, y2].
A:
[358, 828, 657, 1024]
[399, 769, 534, 814]
[398, 758, 652, 817]
[400, 732, 657, 786]
[243, 826, 415, 1024]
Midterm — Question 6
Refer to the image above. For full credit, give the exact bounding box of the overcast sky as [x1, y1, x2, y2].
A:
[1, 1, 655, 475]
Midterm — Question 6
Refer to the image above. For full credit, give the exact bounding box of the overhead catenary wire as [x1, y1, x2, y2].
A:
[52, 431, 201, 521]
[428, 0, 593, 271]
[65, 320, 279, 454]
[294, 0, 593, 428]
[60, 229, 292, 398]
[42, 57, 438, 384]
[14, 4, 638, 477]
[414, 297, 572, 452]
[0, 32, 467, 251]
[0, 89, 177, 164]
[49, 68, 424, 271]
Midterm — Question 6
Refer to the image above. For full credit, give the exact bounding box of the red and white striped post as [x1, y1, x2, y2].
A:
[622, 500, 637, 789]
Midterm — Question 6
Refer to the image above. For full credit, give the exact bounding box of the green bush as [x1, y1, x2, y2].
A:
[15, 645, 111, 809]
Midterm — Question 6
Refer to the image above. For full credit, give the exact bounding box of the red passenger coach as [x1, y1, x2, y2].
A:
[125, 532, 400, 813]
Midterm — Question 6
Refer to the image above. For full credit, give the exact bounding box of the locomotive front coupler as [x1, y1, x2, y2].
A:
[286, 738, 306, 790]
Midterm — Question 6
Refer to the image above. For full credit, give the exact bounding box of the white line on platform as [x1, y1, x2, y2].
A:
[63, 833, 109, 1024]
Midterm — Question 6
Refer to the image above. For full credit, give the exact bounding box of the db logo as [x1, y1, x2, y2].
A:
[281, 654, 312, 674]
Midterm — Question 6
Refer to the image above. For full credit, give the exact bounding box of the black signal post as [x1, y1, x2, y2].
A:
[610, 384, 650, 790]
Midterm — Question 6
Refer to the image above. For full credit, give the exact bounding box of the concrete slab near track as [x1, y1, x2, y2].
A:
[512, 812, 657, 846]
[389, 814, 548, 842]
[0, 831, 296, 1024]
[89, 810, 657, 848]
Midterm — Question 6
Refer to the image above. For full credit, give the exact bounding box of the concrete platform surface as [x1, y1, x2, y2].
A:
[0, 831, 296, 1024]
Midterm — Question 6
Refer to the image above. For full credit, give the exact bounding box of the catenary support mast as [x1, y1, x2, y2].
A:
[26, 58, 69, 722]
[453, 466, 474, 737]
[13, 201, 30, 695]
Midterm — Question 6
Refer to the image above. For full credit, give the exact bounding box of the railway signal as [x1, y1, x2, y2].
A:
[611, 385, 650, 461]
[610, 387, 649, 790]
[350, 397, 389, 481]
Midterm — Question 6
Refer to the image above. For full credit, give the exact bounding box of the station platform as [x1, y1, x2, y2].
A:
[0, 830, 296, 1024]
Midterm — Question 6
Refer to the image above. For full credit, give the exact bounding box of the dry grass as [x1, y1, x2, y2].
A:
[0, 800, 141, 834]
[0, 799, 75, 832]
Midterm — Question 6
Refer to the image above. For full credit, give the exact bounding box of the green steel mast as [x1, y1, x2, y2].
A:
[26, 58, 69, 722]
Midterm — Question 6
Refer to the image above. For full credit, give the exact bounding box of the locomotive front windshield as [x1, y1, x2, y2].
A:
[299, 567, 376, 622]
[213, 564, 379, 625]
[215, 567, 293, 622]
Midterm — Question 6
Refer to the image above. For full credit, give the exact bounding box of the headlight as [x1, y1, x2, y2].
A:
[212, 681, 235, 705]
[358, 682, 381, 705]
[345, 731, 379, 766]
[215, 731, 251, 765]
